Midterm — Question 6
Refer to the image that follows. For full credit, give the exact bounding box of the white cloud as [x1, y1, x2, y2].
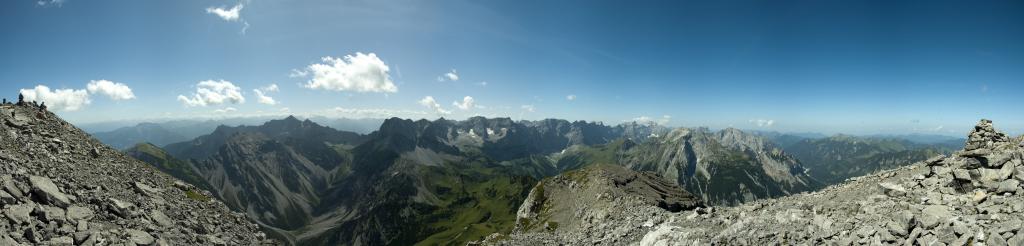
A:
[177, 80, 246, 107]
[205, 4, 243, 21]
[86, 80, 135, 100]
[749, 119, 775, 127]
[566, 94, 576, 101]
[261, 84, 279, 92]
[37, 0, 64, 7]
[253, 83, 279, 105]
[253, 89, 277, 105]
[629, 115, 670, 125]
[437, 69, 459, 81]
[453, 96, 475, 110]
[214, 107, 238, 114]
[289, 69, 309, 78]
[299, 53, 398, 93]
[330, 107, 430, 118]
[478, 81, 488, 86]
[520, 105, 535, 113]
[418, 96, 451, 115]
[19, 85, 91, 112]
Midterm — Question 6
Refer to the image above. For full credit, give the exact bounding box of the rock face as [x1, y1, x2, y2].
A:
[492, 119, 1024, 245]
[555, 127, 820, 205]
[0, 102, 274, 245]
[500, 164, 701, 244]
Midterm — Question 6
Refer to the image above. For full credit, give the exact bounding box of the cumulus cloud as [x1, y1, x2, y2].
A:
[86, 80, 135, 100]
[298, 53, 398, 93]
[418, 96, 451, 115]
[252, 83, 279, 105]
[566, 94, 576, 101]
[437, 69, 459, 82]
[206, 4, 243, 21]
[19, 85, 91, 112]
[177, 80, 245, 107]
[749, 119, 775, 127]
[253, 89, 276, 105]
[205, 3, 249, 34]
[453, 96, 475, 110]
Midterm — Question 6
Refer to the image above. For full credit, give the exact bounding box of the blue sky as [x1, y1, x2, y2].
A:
[2, 0, 1023, 136]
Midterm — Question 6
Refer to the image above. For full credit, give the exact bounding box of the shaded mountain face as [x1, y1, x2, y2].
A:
[554, 127, 820, 205]
[782, 135, 957, 184]
[125, 143, 212, 192]
[0, 101, 273, 245]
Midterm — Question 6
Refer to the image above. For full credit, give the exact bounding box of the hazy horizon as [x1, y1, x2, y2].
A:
[3, 0, 1022, 137]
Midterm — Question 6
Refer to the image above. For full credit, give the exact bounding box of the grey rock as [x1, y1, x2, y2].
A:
[0, 189, 14, 205]
[921, 205, 951, 229]
[989, 231, 1008, 246]
[880, 182, 906, 197]
[106, 198, 134, 218]
[149, 210, 173, 228]
[984, 153, 1013, 168]
[66, 206, 94, 221]
[127, 229, 155, 245]
[4, 203, 34, 224]
[886, 220, 907, 237]
[1, 235, 19, 246]
[997, 179, 1021, 194]
[1008, 232, 1024, 246]
[29, 176, 70, 208]
[2, 176, 24, 199]
[953, 169, 972, 181]
[47, 236, 74, 246]
[38, 205, 66, 223]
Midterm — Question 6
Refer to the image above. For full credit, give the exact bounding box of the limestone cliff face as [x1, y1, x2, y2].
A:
[556, 127, 820, 205]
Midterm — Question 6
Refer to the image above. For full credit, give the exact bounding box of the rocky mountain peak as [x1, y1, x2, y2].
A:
[0, 101, 274, 245]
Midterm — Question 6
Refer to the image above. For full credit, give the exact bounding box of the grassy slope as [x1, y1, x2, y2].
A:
[125, 143, 213, 191]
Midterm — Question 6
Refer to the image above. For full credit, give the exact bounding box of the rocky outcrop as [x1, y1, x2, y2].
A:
[489, 164, 701, 245]
[0, 103, 274, 245]
[493, 119, 1024, 245]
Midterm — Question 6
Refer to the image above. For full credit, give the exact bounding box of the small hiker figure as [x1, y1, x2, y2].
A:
[40, 102, 46, 111]
[17, 93, 24, 106]
[2, 98, 5, 104]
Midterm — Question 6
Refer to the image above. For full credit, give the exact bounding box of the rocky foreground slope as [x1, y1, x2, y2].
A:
[492, 119, 1024, 245]
[0, 103, 274, 245]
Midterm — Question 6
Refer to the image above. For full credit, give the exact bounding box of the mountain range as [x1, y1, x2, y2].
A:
[110, 115, 965, 245]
